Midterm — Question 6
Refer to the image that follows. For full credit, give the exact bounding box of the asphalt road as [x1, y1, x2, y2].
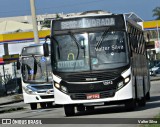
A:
[0, 80, 160, 127]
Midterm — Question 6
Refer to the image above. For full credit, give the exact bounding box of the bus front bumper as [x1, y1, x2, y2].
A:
[54, 80, 134, 105]
[23, 92, 54, 104]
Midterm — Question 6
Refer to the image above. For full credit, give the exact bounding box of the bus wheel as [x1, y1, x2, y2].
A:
[86, 106, 95, 111]
[125, 99, 136, 111]
[77, 105, 85, 112]
[64, 104, 75, 117]
[30, 103, 37, 110]
[146, 92, 150, 100]
[138, 97, 146, 107]
[47, 102, 53, 108]
[40, 102, 46, 109]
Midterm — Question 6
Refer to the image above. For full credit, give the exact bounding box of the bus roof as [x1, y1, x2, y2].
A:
[21, 43, 50, 56]
[51, 11, 142, 33]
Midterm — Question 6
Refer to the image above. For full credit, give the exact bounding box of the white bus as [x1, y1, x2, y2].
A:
[44, 12, 150, 116]
[19, 43, 54, 110]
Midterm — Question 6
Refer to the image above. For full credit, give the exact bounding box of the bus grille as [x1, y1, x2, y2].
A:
[61, 69, 124, 82]
[70, 90, 115, 100]
[40, 95, 54, 99]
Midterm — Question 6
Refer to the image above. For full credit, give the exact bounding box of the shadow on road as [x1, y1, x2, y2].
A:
[148, 95, 160, 102]
[73, 95, 160, 117]
[74, 105, 128, 117]
[136, 95, 160, 111]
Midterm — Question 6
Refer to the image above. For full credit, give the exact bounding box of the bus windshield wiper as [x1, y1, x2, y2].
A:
[68, 31, 85, 49]
[68, 31, 86, 70]
[95, 27, 110, 49]
[32, 55, 42, 71]
[68, 31, 80, 67]
[31, 55, 42, 80]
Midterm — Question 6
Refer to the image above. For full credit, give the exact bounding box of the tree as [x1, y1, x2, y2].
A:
[41, 19, 51, 28]
[56, 13, 60, 19]
[152, 7, 160, 20]
[41, 13, 61, 28]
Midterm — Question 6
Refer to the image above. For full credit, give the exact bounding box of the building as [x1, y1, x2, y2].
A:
[0, 13, 81, 26]
[142, 20, 160, 61]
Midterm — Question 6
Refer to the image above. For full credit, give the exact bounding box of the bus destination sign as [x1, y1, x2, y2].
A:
[61, 18, 115, 29]
[53, 17, 116, 30]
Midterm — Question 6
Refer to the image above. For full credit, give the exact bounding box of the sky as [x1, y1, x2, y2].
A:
[0, 0, 160, 21]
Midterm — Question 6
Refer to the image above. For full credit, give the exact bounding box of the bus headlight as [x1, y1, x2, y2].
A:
[54, 83, 68, 93]
[23, 87, 36, 95]
[117, 75, 130, 90]
[55, 83, 60, 89]
[124, 77, 130, 84]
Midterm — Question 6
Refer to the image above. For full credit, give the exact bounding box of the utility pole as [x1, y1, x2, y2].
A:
[30, 0, 39, 43]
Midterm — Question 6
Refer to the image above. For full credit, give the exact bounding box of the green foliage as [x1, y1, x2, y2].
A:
[152, 7, 160, 20]
[41, 13, 61, 28]
[41, 20, 51, 28]
[56, 13, 60, 19]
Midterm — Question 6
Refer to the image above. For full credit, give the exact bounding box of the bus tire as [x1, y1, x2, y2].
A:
[86, 106, 95, 111]
[146, 91, 150, 100]
[64, 104, 75, 117]
[40, 102, 46, 109]
[77, 105, 85, 112]
[30, 103, 37, 110]
[138, 97, 146, 107]
[125, 99, 136, 111]
[138, 79, 146, 107]
[47, 102, 53, 108]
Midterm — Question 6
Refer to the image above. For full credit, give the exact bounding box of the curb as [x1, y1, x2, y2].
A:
[150, 77, 160, 81]
[0, 106, 24, 114]
[0, 99, 23, 106]
[0, 94, 23, 106]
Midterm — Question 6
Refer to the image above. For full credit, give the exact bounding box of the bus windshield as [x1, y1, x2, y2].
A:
[21, 55, 52, 83]
[53, 31, 129, 72]
[90, 31, 129, 70]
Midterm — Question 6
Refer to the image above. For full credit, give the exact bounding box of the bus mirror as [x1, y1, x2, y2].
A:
[17, 60, 20, 70]
[43, 43, 49, 57]
[45, 35, 50, 42]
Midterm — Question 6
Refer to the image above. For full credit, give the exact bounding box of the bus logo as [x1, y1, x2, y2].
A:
[103, 80, 113, 85]
[86, 78, 97, 81]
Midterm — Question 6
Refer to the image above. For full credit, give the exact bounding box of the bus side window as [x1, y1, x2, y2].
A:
[130, 36, 138, 50]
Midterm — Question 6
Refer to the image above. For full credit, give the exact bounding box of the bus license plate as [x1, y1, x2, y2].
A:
[86, 93, 100, 99]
